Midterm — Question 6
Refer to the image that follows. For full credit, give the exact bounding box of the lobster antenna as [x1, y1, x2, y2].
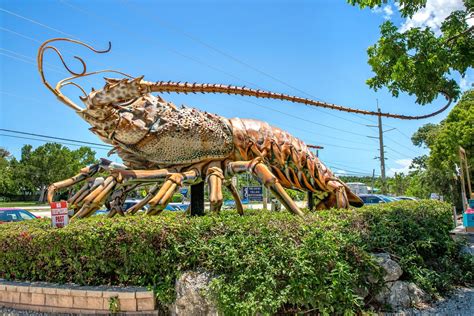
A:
[144, 81, 453, 120]
[37, 38, 111, 112]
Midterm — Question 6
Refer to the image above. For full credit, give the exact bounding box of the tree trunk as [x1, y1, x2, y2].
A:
[38, 184, 47, 203]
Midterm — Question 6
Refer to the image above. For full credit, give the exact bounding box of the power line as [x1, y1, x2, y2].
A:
[0, 90, 376, 154]
[1, 9, 378, 138]
[385, 146, 414, 160]
[233, 96, 372, 138]
[0, 7, 76, 38]
[329, 161, 380, 175]
[51, 1, 261, 88]
[0, 48, 68, 72]
[279, 122, 377, 146]
[118, 0, 377, 127]
[0, 91, 53, 105]
[0, 134, 110, 151]
[62, 0, 377, 127]
[384, 135, 422, 156]
[2, 29, 377, 141]
[0, 129, 113, 148]
[0, 51, 72, 77]
[1, 10, 381, 150]
[0, 26, 42, 43]
[328, 167, 376, 176]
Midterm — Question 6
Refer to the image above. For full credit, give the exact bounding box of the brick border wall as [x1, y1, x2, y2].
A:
[0, 280, 156, 314]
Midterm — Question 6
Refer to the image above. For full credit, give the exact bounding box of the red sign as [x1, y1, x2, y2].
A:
[50, 201, 69, 228]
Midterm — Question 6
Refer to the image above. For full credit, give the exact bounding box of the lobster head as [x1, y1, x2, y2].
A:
[37, 38, 156, 143]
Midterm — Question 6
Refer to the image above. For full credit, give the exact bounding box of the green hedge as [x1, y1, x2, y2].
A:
[0, 201, 472, 314]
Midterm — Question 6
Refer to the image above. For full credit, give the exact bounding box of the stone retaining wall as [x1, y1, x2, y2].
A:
[0, 280, 156, 314]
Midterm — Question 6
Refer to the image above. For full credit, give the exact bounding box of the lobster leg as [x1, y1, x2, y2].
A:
[107, 183, 140, 217]
[224, 179, 244, 215]
[69, 177, 105, 214]
[47, 164, 100, 203]
[146, 170, 199, 215]
[207, 166, 225, 213]
[126, 184, 160, 215]
[72, 176, 118, 219]
[226, 158, 304, 217]
[47, 158, 126, 203]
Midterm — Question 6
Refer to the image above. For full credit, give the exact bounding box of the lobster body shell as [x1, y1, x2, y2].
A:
[228, 118, 362, 207]
[80, 88, 361, 208]
[82, 94, 235, 168]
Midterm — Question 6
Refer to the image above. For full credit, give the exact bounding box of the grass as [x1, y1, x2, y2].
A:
[0, 201, 49, 208]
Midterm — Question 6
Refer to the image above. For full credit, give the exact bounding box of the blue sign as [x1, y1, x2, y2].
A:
[242, 186, 263, 201]
[180, 188, 189, 197]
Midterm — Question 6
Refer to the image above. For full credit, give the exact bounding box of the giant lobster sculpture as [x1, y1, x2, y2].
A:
[38, 39, 451, 219]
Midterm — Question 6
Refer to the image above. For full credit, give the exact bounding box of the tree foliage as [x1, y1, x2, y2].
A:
[348, 0, 473, 104]
[387, 172, 409, 195]
[407, 89, 473, 203]
[0, 148, 17, 198]
[0, 143, 96, 201]
[348, 1, 434, 18]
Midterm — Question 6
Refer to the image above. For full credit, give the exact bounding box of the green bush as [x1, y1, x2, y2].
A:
[0, 200, 472, 314]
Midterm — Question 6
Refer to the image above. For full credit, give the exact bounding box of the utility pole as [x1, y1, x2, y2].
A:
[367, 101, 394, 194]
[307, 145, 324, 210]
[190, 182, 205, 216]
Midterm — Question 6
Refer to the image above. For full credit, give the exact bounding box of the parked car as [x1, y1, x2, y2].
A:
[0, 208, 40, 223]
[165, 203, 190, 212]
[95, 199, 148, 216]
[122, 199, 148, 212]
[358, 194, 393, 205]
[95, 200, 189, 215]
[395, 196, 418, 201]
[382, 196, 398, 202]
[222, 200, 236, 210]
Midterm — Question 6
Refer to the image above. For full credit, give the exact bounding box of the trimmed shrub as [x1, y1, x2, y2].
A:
[0, 200, 472, 314]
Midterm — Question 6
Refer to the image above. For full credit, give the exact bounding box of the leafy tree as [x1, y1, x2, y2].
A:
[387, 172, 409, 195]
[348, 0, 473, 104]
[0, 148, 18, 197]
[408, 89, 473, 205]
[0, 148, 11, 159]
[411, 124, 441, 148]
[12, 143, 96, 201]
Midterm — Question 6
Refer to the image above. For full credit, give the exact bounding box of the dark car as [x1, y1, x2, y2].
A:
[395, 196, 418, 201]
[0, 208, 39, 223]
[358, 194, 393, 205]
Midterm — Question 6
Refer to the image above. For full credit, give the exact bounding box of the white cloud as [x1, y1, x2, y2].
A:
[460, 75, 473, 91]
[383, 5, 394, 20]
[400, 0, 468, 35]
[335, 169, 347, 176]
[373, 4, 394, 20]
[387, 159, 412, 177]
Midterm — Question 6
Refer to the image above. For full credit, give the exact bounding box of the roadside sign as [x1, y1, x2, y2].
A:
[180, 188, 189, 197]
[242, 186, 263, 201]
[50, 201, 69, 228]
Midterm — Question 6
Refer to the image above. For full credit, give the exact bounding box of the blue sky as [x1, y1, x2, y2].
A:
[0, 0, 466, 177]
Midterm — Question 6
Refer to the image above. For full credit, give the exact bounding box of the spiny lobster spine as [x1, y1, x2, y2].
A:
[141, 80, 452, 120]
